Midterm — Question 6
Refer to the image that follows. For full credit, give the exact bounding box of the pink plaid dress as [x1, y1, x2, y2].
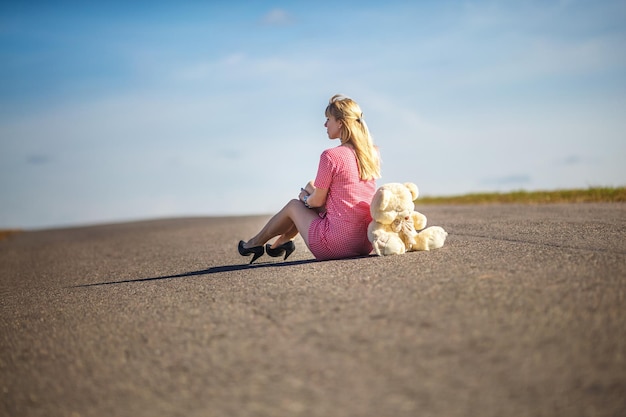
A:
[308, 146, 377, 260]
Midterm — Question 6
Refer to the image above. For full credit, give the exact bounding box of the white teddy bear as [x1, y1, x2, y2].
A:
[367, 182, 448, 256]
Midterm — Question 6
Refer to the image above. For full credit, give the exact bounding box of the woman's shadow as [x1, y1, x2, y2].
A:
[72, 258, 336, 288]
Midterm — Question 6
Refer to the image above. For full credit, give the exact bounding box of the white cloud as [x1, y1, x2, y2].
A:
[261, 8, 294, 26]
[450, 35, 626, 90]
[2, 0, 625, 228]
[171, 52, 329, 86]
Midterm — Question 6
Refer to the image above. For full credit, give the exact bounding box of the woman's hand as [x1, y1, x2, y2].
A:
[299, 181, 328, 209]
[299, 181, 314, 205]
[299, 188, 310, 201]
[303, 181, 316, 195]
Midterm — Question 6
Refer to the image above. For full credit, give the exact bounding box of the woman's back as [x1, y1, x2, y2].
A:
[315, 146, 376, 225]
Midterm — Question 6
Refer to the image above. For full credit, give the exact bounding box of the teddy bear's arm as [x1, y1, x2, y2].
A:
[411, 211, 427, 231]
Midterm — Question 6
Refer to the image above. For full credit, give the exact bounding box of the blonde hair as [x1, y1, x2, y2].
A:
[325, 94, 381, 181]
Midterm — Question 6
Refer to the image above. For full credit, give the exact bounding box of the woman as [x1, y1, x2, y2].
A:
[238, 94, 381, 263]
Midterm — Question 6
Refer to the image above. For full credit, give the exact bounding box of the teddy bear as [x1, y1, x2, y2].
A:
[367, 182, 448, 256]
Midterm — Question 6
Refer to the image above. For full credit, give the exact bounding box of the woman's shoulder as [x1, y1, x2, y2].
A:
[319, 146, 357, 171]
[321, 145, 353, 157]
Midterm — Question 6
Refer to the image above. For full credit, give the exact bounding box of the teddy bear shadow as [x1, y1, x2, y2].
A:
[74, 256, 372, 288]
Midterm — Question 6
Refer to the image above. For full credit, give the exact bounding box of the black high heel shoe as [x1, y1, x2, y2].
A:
[238, 240, 264, 264]
[265, 241, 296, 261]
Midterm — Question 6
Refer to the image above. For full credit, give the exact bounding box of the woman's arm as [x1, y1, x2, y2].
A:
[299, 181, 328, 209]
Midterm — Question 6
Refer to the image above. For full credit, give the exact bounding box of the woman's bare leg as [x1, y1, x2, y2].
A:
[243, 199, 319, 250]
[270, 224, 298, 249]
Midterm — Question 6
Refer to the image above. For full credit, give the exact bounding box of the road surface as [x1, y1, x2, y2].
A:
[1, 203, 625, 417]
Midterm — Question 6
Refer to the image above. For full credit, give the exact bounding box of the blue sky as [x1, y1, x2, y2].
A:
[1, 0, 625, 229]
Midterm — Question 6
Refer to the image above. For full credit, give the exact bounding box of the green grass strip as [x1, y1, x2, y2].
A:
[419, 187, 626, 205]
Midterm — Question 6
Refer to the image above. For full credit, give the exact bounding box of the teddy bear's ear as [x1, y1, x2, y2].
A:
[404, 183, 419, 201]
[370, 187, 395, 223]
[374, 188, 393, 212]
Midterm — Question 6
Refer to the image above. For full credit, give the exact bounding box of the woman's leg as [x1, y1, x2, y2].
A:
[244, 199, 319, 249]
[270, 224, 298, 249]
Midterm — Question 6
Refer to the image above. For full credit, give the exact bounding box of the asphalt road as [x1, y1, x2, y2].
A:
[1, 203, 625, 417]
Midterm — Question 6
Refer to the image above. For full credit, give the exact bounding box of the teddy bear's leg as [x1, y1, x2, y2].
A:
[371, 232, 407, 256]
[368, 222, 397, 256]
[412, 226, 448, 251]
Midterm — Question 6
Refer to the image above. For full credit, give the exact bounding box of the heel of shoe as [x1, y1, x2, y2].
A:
[266, 241, 296, 261]
[238, 240, 264, 264]
[283, 242, 295, 260]
[249, 249, 264, 264]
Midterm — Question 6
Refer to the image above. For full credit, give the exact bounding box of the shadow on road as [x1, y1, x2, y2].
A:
[72, 258, 331, 288]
